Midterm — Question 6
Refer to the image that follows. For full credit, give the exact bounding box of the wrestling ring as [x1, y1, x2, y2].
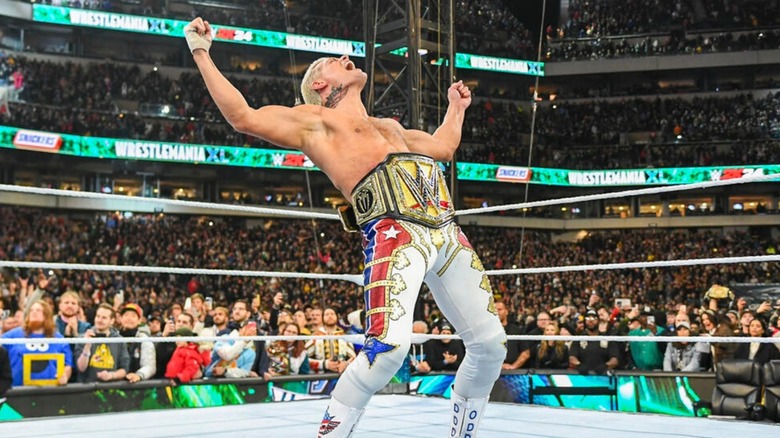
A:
[1, 173, 780, 437]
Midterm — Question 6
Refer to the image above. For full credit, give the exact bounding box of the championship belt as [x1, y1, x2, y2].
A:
[339, 153, 454, 232]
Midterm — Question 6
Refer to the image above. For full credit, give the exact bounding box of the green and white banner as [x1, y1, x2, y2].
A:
[2, 126, 777, 186]
[31, 5, 544, 76]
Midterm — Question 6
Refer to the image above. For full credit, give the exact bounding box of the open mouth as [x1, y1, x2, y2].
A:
[344, 61, 355, 71]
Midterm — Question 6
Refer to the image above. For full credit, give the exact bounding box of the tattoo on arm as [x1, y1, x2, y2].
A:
[324, 84, 348, 108]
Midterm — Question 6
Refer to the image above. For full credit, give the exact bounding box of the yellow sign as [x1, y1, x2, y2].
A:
[22, 353, 65, 386]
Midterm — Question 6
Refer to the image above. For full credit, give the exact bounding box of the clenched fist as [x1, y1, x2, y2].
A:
[448, 80, 472, 110]
[185, 17, 213, 53]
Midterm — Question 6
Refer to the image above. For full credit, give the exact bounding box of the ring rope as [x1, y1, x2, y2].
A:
[2, 255, 777, 283]
[0, 261, 364, 285]
[456, 172, 780, 216]
[3, 172, 778, 221]
[1, 334, 778, 345]
[0, 184, 340, 221]
[485, 254, 780, 276]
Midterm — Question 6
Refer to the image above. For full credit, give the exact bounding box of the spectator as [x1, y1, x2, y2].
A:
[700, 309, 718, 335]
[627, 309, 665, 371]
[147, 315, 163, 337]
[186, 293, 213, 333]
[154, 311, 196, 379]
[734, 318, 780, 366]
[276, 308, 295, 332]
[264, 322, 310, 379]
[569, 309, 620, 374]
[21, 271, 56, 317]
[535, 323, 569, 369]
[674, 305, 691, 328]
[525, 311, 552, 336]
[597, 305, 616, 335]
[204, 305, 257, 379]
[663, 321, 701, 372]
[165, 327, 205, 385]
[169, 303, 184, 323]
[0, 345, 11, 403]
[495, 301, 530, 370]
[710, 312, 738, 368]
[726, 310, 740, 334]
[1, 300, 73, 386]
[419, 320, 465, 372]
[307, 307, 324, 333]
[0, 306, 11, 335]
[306, 307, 356, 374]
[293, 309, 312, 336]
[1, 310, 22, 335]
[231, 298, 269, 379]
[230, 300, 253, 329]
[697, 309, 718, 370]
[119, 303, 156, 383]
[55, 291, 91, 338]
[54, 291, 91, 382]
[76, 303, 129, 383]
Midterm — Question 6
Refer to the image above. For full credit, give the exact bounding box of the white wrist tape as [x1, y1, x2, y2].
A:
[185, 26, 211, 53]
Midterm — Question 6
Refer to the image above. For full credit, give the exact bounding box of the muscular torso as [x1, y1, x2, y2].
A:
[301, 114, 413, 199]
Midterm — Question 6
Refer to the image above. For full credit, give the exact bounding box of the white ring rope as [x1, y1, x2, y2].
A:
[485, 254, 780, 276]
[3, 172, 778, 221]
[1, 255, 777, 283]
[1, 334, 779, 345]
[0, 261, 364, 285]
[456, 172, 780, 216]
[0, 184, 340, 221]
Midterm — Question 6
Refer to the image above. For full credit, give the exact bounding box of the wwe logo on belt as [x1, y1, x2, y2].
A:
[319, 409, 341, 435]
[397, 164, 443, 212]
[354, 188, 375, 215]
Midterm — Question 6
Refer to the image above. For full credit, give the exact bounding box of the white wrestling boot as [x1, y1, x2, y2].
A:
[318, 397, 365, 437]
[449, 387, 489, 438]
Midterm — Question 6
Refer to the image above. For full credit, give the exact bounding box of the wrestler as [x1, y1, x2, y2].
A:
[184, 18, 506, 438]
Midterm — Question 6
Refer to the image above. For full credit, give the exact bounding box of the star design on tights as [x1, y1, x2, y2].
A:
[362, 338, 397, 366]
[382, 225, 401, 240]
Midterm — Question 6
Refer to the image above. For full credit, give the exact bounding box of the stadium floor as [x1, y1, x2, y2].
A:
[1, 394, 778, 437]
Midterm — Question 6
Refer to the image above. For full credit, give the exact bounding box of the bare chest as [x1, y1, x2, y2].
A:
[306, 117, 410, 197]
[347, 118, 408, 151]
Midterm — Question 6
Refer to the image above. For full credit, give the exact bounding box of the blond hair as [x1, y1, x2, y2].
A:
[59, 290, 81, 304]
[301, 57, 331, 105]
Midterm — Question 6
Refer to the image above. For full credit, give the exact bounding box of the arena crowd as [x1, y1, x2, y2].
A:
[1, 206, 779, 390]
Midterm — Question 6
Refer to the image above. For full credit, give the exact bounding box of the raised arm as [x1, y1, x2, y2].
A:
[185, 18, 324, 150]
[402, 81, 471, 161]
